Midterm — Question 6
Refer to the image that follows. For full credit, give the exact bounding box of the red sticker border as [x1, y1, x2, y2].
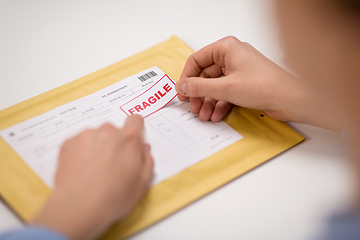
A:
[119, 74, 178, 118]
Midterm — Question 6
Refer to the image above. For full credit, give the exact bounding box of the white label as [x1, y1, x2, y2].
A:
[0, 67, 243, 187]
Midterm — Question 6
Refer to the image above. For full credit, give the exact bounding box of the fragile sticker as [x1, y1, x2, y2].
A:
[120, 74, 178, 118]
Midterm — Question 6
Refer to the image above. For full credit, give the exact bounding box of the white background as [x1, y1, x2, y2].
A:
[0, 1, 354, 239]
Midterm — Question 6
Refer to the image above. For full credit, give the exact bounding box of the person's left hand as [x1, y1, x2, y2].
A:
[32, 115, 153, 240]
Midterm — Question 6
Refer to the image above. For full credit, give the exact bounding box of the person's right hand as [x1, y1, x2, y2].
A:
[32, 115, 153, 240]
[175, 36, 305, 123]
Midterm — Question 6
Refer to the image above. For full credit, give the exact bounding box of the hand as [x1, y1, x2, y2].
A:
[32, 115, 154, 240]
[175, 36, 306, 123]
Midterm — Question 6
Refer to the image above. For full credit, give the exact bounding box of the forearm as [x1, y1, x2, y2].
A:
[282, 80, 343, 132]
[263, 69, 343, 132]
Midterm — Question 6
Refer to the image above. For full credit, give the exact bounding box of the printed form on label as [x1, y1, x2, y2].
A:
[0, 67, 243, 187]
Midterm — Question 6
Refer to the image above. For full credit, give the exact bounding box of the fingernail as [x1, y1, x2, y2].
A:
[181, 82, 186, 94]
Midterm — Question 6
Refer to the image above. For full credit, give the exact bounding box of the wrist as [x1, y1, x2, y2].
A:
[263, 71, 306, 123]
[275, 75, 343, 132]
[32, 190, 113, 240]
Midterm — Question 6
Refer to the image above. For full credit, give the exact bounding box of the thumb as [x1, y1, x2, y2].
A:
[175, 76, 231, 101]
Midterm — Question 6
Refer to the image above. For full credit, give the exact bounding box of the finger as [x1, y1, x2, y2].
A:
[176, 80, 189, 102]
[141, 143, 154, 186]
[177, 64, 223, 102]
[180, 39, 230, 79]
[199, 97, 216, 121]
[99, 122, 117, 132]
[176, 76, 231, 102]
[178, 94, 189, 102]
[180, 36, 240, 79]
[98, 123, 118, 140]
[190, 97, 204, 114]
[123, 114, 144, 139]
[198, 64, 223, 79]
[211, 101, 232, 122]
[75, 129, 97, 162]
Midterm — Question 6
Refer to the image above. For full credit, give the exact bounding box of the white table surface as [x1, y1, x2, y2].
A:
[0, 1, 355, 239]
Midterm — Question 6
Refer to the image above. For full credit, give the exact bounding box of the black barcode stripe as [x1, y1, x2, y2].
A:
[138, 71, 157, 82]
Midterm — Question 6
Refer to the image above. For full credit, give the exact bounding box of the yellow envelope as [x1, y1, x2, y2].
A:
[0, 35, 305, 239]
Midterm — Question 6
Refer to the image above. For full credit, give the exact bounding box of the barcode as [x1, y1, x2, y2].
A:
[138, 71, 157, 82]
